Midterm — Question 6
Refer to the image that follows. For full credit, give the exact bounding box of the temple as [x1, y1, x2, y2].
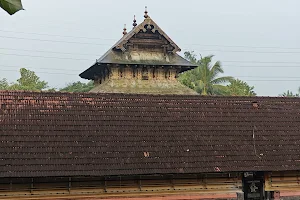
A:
[1, 8, 300, 200]
[79, 9, 197, 95]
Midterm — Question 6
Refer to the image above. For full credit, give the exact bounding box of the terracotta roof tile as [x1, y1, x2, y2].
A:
[1, 91, 300, 177]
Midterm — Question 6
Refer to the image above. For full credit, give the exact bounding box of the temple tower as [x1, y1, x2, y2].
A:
[80, 9, 198, 95]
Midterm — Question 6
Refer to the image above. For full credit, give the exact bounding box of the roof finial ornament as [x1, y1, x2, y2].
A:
[144, 6, 149, 19]
[133, 15, 137, 28]
[123, 24, 127, 36]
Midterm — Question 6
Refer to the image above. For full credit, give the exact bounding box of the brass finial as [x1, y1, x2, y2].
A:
[123, 24, 127, 36]
[144, 6, 149, 19]
[133, 15, 137, 28]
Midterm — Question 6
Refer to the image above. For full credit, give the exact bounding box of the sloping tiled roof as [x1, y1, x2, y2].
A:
[79, 53, 195, 80]
[1, 91, 300, 178]
[79, 17, 197, 80]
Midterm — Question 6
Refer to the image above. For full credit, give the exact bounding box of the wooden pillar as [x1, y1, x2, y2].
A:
[30, 178, 34, 194]
[136, 67, 142, 80]
[265, 191, 272, 200]
[68, 177, 71, 193]
[237, 192, 244, 200]
[118, 67, 124, 79]
[157, 67, 165, 80]
[155, 68, 158, 80]
[110, 66, 119, 80]
[148, 68, 154, 80]
[168, 68, 176, 80]
[124, 66, 133, 79]
[142, 67, 149, 80]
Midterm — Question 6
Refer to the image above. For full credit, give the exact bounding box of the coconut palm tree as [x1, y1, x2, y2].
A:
[225, 79, 256, 96]
[179, 52, 233, 95]
[279, 88, 300, 97]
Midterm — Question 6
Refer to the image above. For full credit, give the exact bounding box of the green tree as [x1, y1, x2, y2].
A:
[9, 68, 49, 91]
[183, 51, 201, 65]
[179, 51, 233, 95]
[225, 79, 256, 96]
[0, 68, 50, 91]
[0, 78, 9, 90]
[60, 81, 94, 92]
[0, 0, 23, 15]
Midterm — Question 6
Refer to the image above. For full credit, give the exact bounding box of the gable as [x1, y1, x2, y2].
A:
[113, 17, 181, 54]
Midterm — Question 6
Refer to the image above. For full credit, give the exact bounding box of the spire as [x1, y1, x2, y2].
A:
[133, 15, 137, 28]
[123, 24, 127, 36]
[144, 6, 149, 19]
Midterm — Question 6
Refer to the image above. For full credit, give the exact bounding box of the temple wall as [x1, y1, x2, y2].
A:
[108, 66, 177, 81]
[90, 65, 198, 95]
[94, 72, 110, 87]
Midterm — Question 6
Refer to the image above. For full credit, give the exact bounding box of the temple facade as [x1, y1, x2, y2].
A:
[80, 9, 198, 95]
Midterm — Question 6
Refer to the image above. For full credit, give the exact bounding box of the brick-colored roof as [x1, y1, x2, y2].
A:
[1, 91, 300, 178]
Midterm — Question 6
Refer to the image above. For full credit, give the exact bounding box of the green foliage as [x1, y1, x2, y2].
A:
[0, 68, 93, 93]
[0, 78, 9, 90]
[9, 68, 49, 91]
[59, 81, 94, 92]
[279, 89, 300, 97]
[225, 79, 256, 96]
[179, 51, 233, 95]
[0, 0, 23, 15]
[0, 68, 49, 91]
[184, 51, 201, 65]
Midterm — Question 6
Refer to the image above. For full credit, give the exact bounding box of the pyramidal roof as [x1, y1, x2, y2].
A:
[80, 10, 197, 80]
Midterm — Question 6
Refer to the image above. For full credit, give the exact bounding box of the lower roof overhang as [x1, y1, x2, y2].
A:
[79, 62, 197, 80]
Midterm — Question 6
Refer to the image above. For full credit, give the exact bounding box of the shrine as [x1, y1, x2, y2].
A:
[79, 8, 197, 95]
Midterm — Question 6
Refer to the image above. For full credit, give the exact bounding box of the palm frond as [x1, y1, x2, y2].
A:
[210, 61, 224, 79]
[211, 84, 228, 95]
[211, 76, 234, 84]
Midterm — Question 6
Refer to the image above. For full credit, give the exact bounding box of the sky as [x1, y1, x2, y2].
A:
[1, 0, 300, 96]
